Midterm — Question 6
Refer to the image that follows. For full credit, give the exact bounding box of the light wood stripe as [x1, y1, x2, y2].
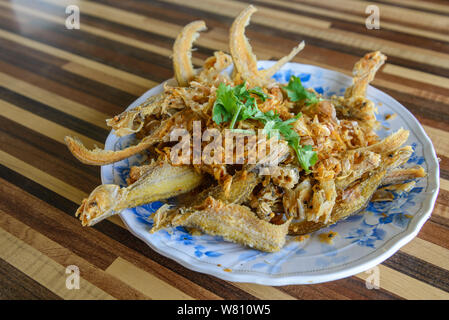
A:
[0, 28, 156, 89]
[61, 62, 150, 97]
[0, 149, 88, 204]
[42, 0, 329, 30]
[105, 257, 194, 300]
[422, 124, 449, 159]
[356, 264, 449, 299]
[37, 0, 272, 59]
[0, 149, 127, 229]
[372, 77, 449, 106]
[163, 0, 332, 30]
[0, 0, 200, 92]
[233, 282, 295, 300]
[358, 0, 449, 15]
[165, 0, 331, 29]
[296, 0, 449, 31]
[383, 64, 449, 91]
[0, 0, 151, 95]
[0, 0, 202, 67]
[166, 0, 449, 69]
[0, 99, 101, 148]
[0, 209, 147, 299]
[41, 0, 186, 38]
[433, 202, 449, 222]
[0, 72, 109, 129]
[401, 237, 449, 272]
[441, 178, 449, 193]
[255, 0, 449, 43]
[0, 225, 114, 299]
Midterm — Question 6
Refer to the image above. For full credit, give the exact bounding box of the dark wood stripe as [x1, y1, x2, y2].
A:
[0, 60, 123, 117]
[123, 0, 449, 78]
[431, 200, 449, 229]
[331, 21, 449, 54]
[250, 0, 449, 51]
[0, 173, 116, 270]
[0, 87, 109, 142]
[291, 0, 449, 34]
[438, 156, 449, 180]
[368, 0, 449, 17]
[376, 71, 449, 104]
[20, 0, 216, 60]
[419, 221, 449, 251]
[0, 258, 62, 300]
[0, 165, 82, 215]
[383, 251, 449, 293]
[280, 276, 403, 300]
[0, 208, 150, 300]
[0, 169, 247, 299]
[93, 217, 258, 300]
[374, 87, 449, 129]
[97, 0, 234, 27]
[0, 7, 173, 84]
[0, 29, 138, 106]
[0, 115, 101, 184]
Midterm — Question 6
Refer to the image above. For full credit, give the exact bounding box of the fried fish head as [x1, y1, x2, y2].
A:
[76, 184, 122, 226]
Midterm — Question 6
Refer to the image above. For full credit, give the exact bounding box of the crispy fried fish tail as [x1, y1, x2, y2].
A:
[166, 197, 292, 252]
[382, 165, 426, 185]
[76, 163, 204, 226]
[356, 128, 409, 154]
[229, 5, 305, 87]
[173, 20, 207, 87]
[345, 51, 387, 99]
[66, 109, 192, 165]
[65, 135, 157, 166]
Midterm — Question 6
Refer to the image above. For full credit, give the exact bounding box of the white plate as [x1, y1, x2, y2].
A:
[101, 61, 439, 285]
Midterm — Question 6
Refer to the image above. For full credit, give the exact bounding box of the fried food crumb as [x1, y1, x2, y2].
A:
[318, 231, 338, 244]
[385, 113, 397, 121]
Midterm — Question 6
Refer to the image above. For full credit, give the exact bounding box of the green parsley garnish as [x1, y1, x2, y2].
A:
[212, 82, 317, 172]
[283, 75, 320, 105]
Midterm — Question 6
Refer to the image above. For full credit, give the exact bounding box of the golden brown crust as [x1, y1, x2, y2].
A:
[229, 5, 304, 87]
[357, 128, 409, 154]
[382, 165, 426, 185]
[288, 146, 413, 235]
[345, 51, 387, 99]
[173, 20, 207, 87]
[65, 109, 196, 165]
[64, 135, 157, 166]
[171, 197, 292, 252]
[76, 162, 204, 226]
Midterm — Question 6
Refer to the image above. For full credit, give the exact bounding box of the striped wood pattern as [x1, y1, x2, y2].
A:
[0, 0, 448, 300]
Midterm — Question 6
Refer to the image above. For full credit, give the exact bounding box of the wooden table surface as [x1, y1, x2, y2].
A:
[1, 0, 449, 300]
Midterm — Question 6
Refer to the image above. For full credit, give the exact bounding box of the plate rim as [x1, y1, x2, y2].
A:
[101, 61, 439, 285]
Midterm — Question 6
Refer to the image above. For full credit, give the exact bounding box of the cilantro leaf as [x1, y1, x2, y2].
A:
[211, 82, 317, 172]
[289, 137, 318, 173]
[248, 87, 270, 101]
[283, 75, 320, 105]
[212, 83, 238, 124]
[212, 103, 231, 124]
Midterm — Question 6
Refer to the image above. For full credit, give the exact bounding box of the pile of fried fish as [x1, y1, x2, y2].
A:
[66, 6, 426, 252]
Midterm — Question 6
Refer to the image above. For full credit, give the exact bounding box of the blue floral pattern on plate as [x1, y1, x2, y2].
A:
[101, 61, 439, 285]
